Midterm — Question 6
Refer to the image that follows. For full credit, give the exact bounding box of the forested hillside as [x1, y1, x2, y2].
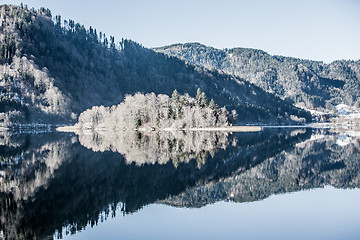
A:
[0, 4, 310, 126]
[155, 43, 360, 110]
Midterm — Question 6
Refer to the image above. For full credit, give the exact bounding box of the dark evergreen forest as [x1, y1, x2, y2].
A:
[0, 4, 310, 126]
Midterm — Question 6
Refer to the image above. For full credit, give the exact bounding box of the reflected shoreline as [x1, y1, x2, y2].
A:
[1, 127, 360, 239]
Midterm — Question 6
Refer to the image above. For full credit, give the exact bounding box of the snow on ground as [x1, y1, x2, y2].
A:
[336, 134, 353, 146]
[302, 104, 360, 125]
[335, 104, 360, 117]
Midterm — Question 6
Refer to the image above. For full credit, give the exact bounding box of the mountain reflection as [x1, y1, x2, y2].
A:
[0, 128, 360, 239]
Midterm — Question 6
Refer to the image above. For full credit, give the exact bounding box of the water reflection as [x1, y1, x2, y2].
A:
[0, 128, 359, 239]
[76, 129, 229, 167]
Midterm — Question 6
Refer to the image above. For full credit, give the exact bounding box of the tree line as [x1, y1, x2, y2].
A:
[76, 89, 233, 130]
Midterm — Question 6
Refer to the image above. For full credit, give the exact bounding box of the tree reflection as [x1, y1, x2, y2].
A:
[1, 128, 360, 239]
[76, 129, 229, 168]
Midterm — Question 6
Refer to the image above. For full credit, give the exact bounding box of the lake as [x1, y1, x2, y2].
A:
[1, 127, 360, 239]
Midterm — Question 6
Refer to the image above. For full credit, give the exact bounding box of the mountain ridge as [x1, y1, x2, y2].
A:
[0, 4, 310, 126]
[156, 41, 359, 63]
[155, 42, 360, 111]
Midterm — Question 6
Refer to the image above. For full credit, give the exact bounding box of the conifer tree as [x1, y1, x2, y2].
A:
[209, 99, 216, 110]
[196, 88, 208, 108]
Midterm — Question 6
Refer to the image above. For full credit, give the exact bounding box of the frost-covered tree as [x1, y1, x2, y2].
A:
[76, 92, 229, 130]
[196, 88, 208, 108]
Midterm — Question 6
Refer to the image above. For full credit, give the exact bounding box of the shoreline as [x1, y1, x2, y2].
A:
[163, 126, 262, 132]
[2, 123, 358, 133]
[56, 125, 263, 132]
[56, 125, 80, 132]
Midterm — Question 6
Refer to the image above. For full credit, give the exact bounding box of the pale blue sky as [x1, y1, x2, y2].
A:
[3, 0, 360, 62]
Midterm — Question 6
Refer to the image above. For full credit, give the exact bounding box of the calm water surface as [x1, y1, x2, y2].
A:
[0, 128, 359, 239]
[64, 187, 360, 240]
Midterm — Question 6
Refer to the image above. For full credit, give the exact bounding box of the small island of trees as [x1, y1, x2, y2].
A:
[75, 89, 235, 131]
[67, 89, 261, 168]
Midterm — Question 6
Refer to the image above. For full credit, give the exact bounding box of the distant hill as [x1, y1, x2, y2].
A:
[155, 43, 360, 110]
[0, 4, 310, 126]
